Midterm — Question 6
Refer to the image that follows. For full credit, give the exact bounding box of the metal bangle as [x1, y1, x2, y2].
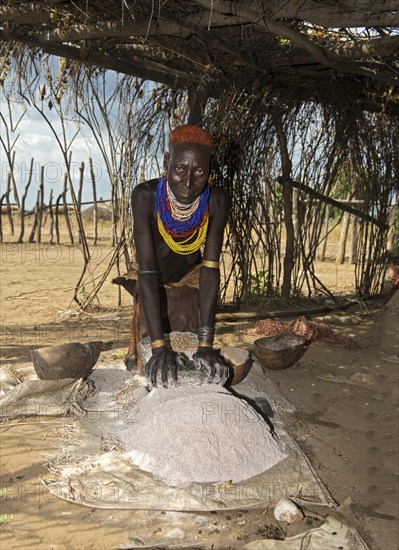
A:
[198, 342, 213, 348]
[198, 325, 215, 346]
[138, 270, 159, 275]
[150, 339, 167, 349]
[201, 260, 220, 269]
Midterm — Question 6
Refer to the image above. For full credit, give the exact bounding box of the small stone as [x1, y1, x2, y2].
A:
[273, 498, 304, 524]
[350, 372, 373, 384]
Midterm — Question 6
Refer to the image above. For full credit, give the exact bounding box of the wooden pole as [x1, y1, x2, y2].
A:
[0, 193, 5, 242]
[89, 158, 98, 245]
[350, 216, 358, 264]
[187, 85, 210, 125]
[63, 173, 74, 244]
[65, 153, 92, 308]
[110, 176, 117, 247]
[68, 164, 88, 253]
[48, 189, 54, 244]
[78, 161, 84, 210]
[36, 165, 44, 243]
[278, 177, 388, 230]
[338, 164, 356, 264]
[55, 192, 62, 244]
[28, 189, 40, 243]
[17, 158, 34, 244]
[292, 188, 299, 241]
[337, 208, 351, 264]
[387, 205, 398, 255]
[215, 292, 389, 322]
[274, 114, 294, 299]
[5, 173, 14, 235]
[77, 161, 84, 244]
[318, 204, 330, 261]
[9, 151, 20, 210]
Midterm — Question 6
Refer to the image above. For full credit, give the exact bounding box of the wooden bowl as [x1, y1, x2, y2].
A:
[220, 346, 252, 385]
[253, 335, 309, 371]
[31, 341, 103, 380]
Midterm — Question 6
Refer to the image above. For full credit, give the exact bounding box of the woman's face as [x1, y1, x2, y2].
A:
[166, 143, 211, 204]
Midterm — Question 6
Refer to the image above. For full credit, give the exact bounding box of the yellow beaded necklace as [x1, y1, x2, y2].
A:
[157, 213, 209, 255]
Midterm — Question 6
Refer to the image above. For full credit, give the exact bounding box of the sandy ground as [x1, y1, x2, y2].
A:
[0, 239, 398, 549]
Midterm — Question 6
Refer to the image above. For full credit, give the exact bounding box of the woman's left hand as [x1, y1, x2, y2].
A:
[192, 348, 230, 385]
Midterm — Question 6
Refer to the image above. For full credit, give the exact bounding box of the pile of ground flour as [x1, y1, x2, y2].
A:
[116, 384, 286, 486]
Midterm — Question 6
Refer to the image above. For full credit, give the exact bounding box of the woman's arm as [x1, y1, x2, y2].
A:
[132, 183, 186, 387]
[198, 187, 229, 328]
[193, 187, 230, 384]
[131, 183, 164, 342]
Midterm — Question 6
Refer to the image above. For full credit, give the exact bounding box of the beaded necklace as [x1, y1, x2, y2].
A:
[167, 186, 200, 220]
[156, 176, 210, 255]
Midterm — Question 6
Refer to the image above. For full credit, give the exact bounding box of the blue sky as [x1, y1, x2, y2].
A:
[0, 76, 115, 210]
[1, 102, 110, 210]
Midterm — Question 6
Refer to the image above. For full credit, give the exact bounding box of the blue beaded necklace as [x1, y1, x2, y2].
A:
[155, 176, 210, 238]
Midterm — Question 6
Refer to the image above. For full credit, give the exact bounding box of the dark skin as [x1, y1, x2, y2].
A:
[132, 142, 230, 388]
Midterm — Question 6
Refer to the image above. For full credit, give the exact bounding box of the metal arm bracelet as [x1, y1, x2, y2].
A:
[197, 325, 215, 349]
[138, 270, 159, 275]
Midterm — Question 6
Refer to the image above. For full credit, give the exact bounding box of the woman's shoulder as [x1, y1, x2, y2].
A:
[209, 185, 229, 211]
[131, 179, 159, 215]
[132, 178, 158, 197]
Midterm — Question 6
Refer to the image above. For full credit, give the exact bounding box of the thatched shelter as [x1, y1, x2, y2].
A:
[1, 1, 398, 305]
[1, 1, 398, 112]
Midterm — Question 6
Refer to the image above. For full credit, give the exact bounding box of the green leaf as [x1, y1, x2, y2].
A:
[0, 514, 14, 524]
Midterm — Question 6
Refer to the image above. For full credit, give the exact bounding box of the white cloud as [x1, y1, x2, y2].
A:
[1, 101, 111, 209]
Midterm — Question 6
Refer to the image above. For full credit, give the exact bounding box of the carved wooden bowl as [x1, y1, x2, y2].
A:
[31, 341, 103, 380]
[253, 335, 309, 371]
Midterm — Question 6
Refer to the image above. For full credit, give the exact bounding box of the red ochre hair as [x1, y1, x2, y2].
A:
[169, 125, 214, 148]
